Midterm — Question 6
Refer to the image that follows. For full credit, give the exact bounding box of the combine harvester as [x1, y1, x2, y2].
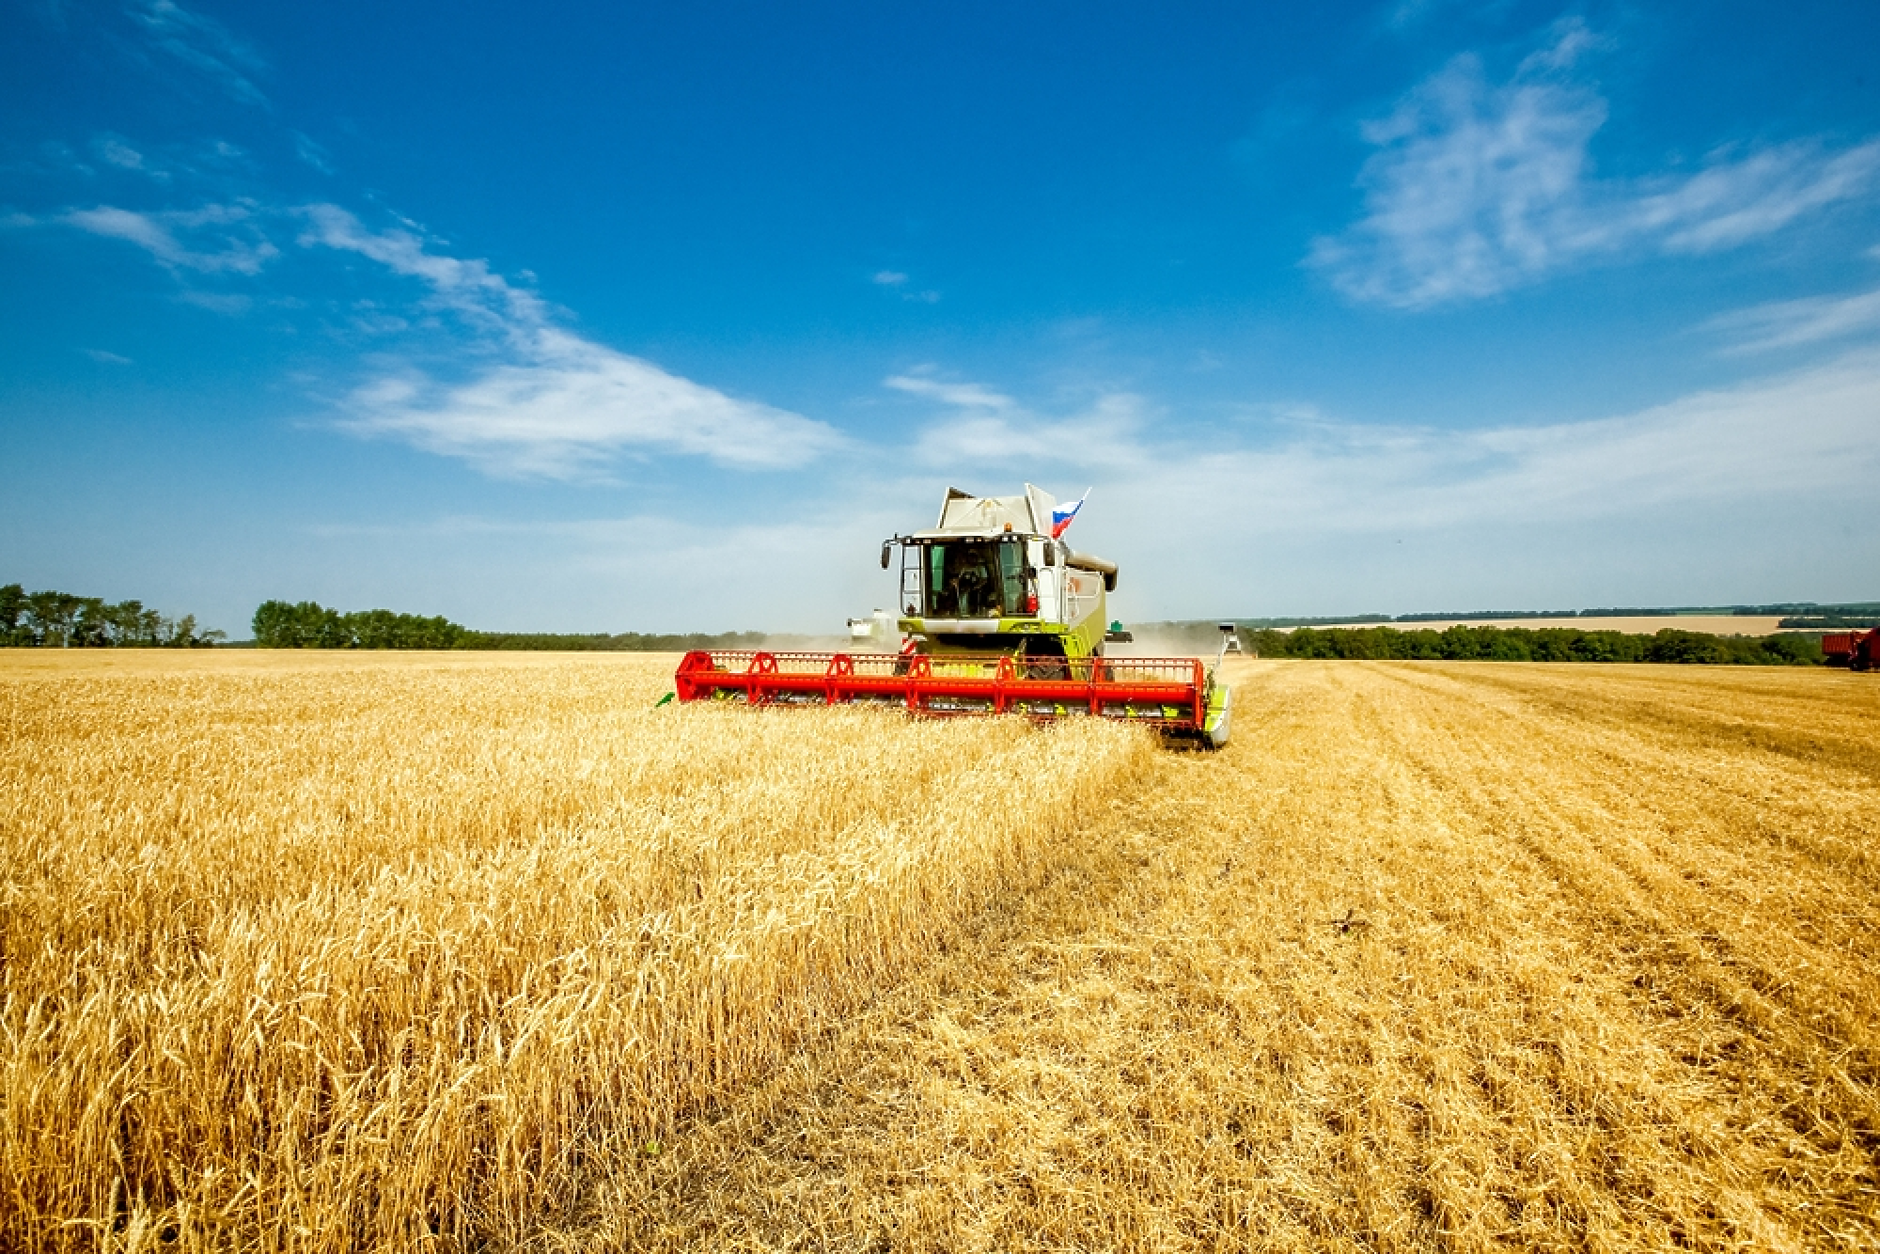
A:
[675, 484, 1235, 746]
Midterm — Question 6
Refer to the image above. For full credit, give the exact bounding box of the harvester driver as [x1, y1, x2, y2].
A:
[942, 545, 998, 619]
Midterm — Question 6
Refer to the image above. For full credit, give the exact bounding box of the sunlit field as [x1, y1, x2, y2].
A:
[5, 653, 1878, 1251]
[0, 652, 1150, 1249]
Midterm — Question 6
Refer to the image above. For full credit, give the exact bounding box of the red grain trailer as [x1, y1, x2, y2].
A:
[1822, 628, 1880, 671]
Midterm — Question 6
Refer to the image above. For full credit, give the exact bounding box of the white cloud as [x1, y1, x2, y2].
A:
[338, 343, 843, 478]
[889, 354, 1880, 615]
[871, 270, 940, 302]
[92, 135, 151, 173]
[1313, 22, 1880, 307]
[84, 348, 133, 365]
[130, 0, 269, 107]
[292, 131, 333, 175]
[884, 373, 1016, 411]
[178, 290, 251, 315]
[298, 204, 843, 479]
[894, 379, 1150, 472]
[1632, 142, 1880, 253]
[319, 355, 1880, 630]
[64, 202, 278, 274]
[1709, 285, 1880, 353]
[897, 351, 1880, 530]
[298, 203, 545, 338]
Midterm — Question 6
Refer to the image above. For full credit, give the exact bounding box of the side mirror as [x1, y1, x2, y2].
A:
[880, 542, 892, 570]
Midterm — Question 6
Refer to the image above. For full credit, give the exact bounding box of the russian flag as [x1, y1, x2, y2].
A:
[1050, 488, 1091, 538]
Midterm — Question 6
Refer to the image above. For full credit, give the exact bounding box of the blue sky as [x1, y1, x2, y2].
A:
[4, 0, 1879, 634]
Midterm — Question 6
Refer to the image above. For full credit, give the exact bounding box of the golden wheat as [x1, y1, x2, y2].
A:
[8, 654, 1879, 1252]
[561, 660, 1880, 1253]
[0, 652, 1152, 1251]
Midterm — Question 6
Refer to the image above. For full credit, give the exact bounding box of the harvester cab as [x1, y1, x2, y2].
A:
[882, 485, 1121, 667]
[674, 484, 1233, 747]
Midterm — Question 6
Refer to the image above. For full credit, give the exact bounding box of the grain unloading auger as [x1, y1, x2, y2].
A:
[674, 485, 1234, 747]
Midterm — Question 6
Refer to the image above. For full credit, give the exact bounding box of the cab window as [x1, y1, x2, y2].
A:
[922, 540, 1022, 619]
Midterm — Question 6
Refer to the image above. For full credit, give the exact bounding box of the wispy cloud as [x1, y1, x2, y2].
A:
[298, 203, 546, 336]
[90, 133, 167, 179]
[83, 347, 134, 365]
[1631, 143, 1880, 253]
[884, 373, 1016, 411]
[178, 290, 251, 315]
[46, 189, 839, 478]
[887, 372, 1147, 472]
[871, 269, 940, 303]
[1379, 0, 1469, 35]
[291, 131, 333, 174]
[299, 204, 844, 479]
[1313, 20, 1880, 308]
[64, 202, 278, 274]
[129, 0, 269, 107]
[1709, 284, 1880, 353]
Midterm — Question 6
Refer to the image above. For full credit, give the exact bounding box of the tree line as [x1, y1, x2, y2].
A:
[1233, 600, 1878, 629]
[1239, 624, 1824, 666]
[1, 584, 223, 648]
[250, 600, 775, 652]
[251, 601, 471, 649]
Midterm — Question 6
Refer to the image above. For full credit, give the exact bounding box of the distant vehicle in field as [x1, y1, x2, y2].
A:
[1822, 627, 1879, 671]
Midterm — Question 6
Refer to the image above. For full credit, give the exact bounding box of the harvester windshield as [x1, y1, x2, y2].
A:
[919, 539, 1029, 619]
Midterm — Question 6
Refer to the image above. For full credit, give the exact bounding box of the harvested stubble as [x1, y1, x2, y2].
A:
[0, 652, 1152, 1250]
[564, 660, 1880, 1253]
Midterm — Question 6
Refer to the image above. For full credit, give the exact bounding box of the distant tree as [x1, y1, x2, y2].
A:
[0, 584, 24, 646]
[254, 600, 342, 647]
[252, 600, 469, 649]
[0, 585, 221, 647]
[24, 590, 82, 647]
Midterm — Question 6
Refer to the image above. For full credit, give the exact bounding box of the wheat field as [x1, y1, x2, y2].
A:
[4, 653, 1878, 1251]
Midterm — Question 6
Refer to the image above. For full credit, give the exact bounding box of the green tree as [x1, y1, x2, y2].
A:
[0, 584, 24, 646]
